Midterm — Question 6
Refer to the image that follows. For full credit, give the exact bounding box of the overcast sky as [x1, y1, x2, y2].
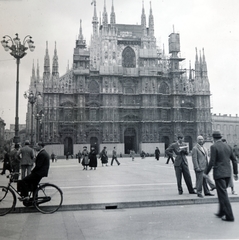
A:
[0, 0, 239, 129]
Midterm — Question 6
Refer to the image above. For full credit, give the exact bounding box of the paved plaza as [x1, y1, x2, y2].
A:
[0, 156, 239, 239]
[1, 156, 239, 210]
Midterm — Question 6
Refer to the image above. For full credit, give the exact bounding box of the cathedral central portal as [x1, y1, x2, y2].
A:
[124, 128, 137, 154]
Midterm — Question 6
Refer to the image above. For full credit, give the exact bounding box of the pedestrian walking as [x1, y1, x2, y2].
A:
[192, 135, 214, 198]
[78, 150, 82, 164]
[165, 134, 196, 195]
[51, 152, 56, 163]
[222, 139, 237, 195]
[232, 144, 239, 162]
[18, 140, 34, 179]
[1, 148, 12, 175]
[89, 146, 97, 170]
[111, 147, 120, 166]
[81, 146, 89, 170]
[165, 147, 175, 164]
[130, 150, 135, 161]
[99, 146, 108, 166]
[206, 130, 238, 222]
[155, 147, 160, 161]
[9, 143, 21, 181]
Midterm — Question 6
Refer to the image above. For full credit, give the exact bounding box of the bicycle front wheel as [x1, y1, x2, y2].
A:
[33, 183, 63, 214]
[0, 186, 16, 216]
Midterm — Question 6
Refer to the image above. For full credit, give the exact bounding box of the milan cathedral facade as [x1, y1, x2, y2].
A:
[26, 1, 212, 155]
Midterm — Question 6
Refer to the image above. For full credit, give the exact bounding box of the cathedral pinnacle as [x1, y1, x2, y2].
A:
[44, 41, 50, 76]
[92, 0, 98, 36]
[78, 19, 84, 41]
[52, 41, 59, 76]
[141, 0, 147, 36]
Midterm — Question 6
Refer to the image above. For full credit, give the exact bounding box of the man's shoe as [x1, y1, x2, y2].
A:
[197, 194, 204, 198]
[221, 216, 234, 222]
[205, 193, 214, 196]
[232, 191, 237, 195]
[18, 196, 29, 202]
[189, 191, 197, 194]
[210, 187, 216, 191]
[214, 213, 224, 218]
[178, 191, 183, 195]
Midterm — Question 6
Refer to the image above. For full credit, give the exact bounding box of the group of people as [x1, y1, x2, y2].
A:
[166, 131, 238, 222]
[1, 140, 35, 181]
[1, 140, 50, 201]
[77, 146, 121, 170]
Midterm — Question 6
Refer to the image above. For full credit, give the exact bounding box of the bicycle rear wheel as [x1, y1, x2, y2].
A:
[33, 183, 63, 214]
[0, 186, 16, 216]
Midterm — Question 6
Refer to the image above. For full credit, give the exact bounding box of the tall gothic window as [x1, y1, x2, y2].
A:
[88, 80, 99, 93]
[159, 82, 169, 94]
[122, 46, 136, 68]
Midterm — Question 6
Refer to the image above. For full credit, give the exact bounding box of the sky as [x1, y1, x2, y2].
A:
[0, 0, 239, 129]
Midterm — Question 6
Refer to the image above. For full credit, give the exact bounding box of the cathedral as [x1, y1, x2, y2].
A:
[26, 1, 212, 156]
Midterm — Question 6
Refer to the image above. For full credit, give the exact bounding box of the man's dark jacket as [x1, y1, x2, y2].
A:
[206, 140, 238, 180]
[31, 149, 50, 177]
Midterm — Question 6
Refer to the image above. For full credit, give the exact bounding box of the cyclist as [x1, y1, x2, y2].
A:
[17, 142, 50, 201]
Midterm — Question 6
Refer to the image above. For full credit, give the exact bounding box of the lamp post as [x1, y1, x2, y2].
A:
[24, 91, 37, 146]
[35, 111, 44, 143]
[1, 33, 35, 144]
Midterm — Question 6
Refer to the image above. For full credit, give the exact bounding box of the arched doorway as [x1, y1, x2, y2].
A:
[161, 136, 170, 150]
[90, 137, 99, 154]
[184, 136, 193, 151]
[124, 128, 136, 154]
[64, 137, 73, 155]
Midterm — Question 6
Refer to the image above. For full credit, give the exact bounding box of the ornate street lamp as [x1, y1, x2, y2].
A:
[24, 91, 37, 146]
[1, 33, 35, 144]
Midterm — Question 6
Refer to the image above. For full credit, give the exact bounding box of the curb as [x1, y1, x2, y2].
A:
[11, 196, 239, 214]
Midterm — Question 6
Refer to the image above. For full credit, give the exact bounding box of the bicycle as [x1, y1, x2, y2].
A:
[0, 172, 63, 216]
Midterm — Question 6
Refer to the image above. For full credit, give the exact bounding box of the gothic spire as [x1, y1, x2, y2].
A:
[102, 0, 108, 29]
[202, 48, 208, 76]
[195, 47, 200, 79]
[32, 60, 35, 79]
[110, 0, 116, 26]
[43, 41, 50, 78]
[78, 19, 84, 41]
[37, 59, 40, 82]
[52, 41, 59, 76]
[141, 1, 147, 36]
[189, 61, 192, 80]
[92, 0, 98, 36]
[148, 1, 154, 37]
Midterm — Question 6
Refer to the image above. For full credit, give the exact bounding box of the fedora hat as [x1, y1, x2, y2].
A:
[212, 130, 222, 138]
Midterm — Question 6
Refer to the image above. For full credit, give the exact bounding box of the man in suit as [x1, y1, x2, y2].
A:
[166, 134, 196, 195]
[192, 135, 214, 198]
[206, 130, 238, 222]
[17, 142, 50, 200]
[18, 140, 34, 179]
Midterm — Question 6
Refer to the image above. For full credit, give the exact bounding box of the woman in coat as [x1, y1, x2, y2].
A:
[81, 146, 89, 170]
[89, 147, 97, 170]
[99, 146, 108, 166]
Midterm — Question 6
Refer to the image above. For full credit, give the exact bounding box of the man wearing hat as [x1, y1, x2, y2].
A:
[166, 134, 196, 195]
[18, 140, 34, 179]
[206, 130, 238, 222]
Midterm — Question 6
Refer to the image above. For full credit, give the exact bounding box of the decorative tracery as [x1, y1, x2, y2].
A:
[122, 46, 136, 68]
